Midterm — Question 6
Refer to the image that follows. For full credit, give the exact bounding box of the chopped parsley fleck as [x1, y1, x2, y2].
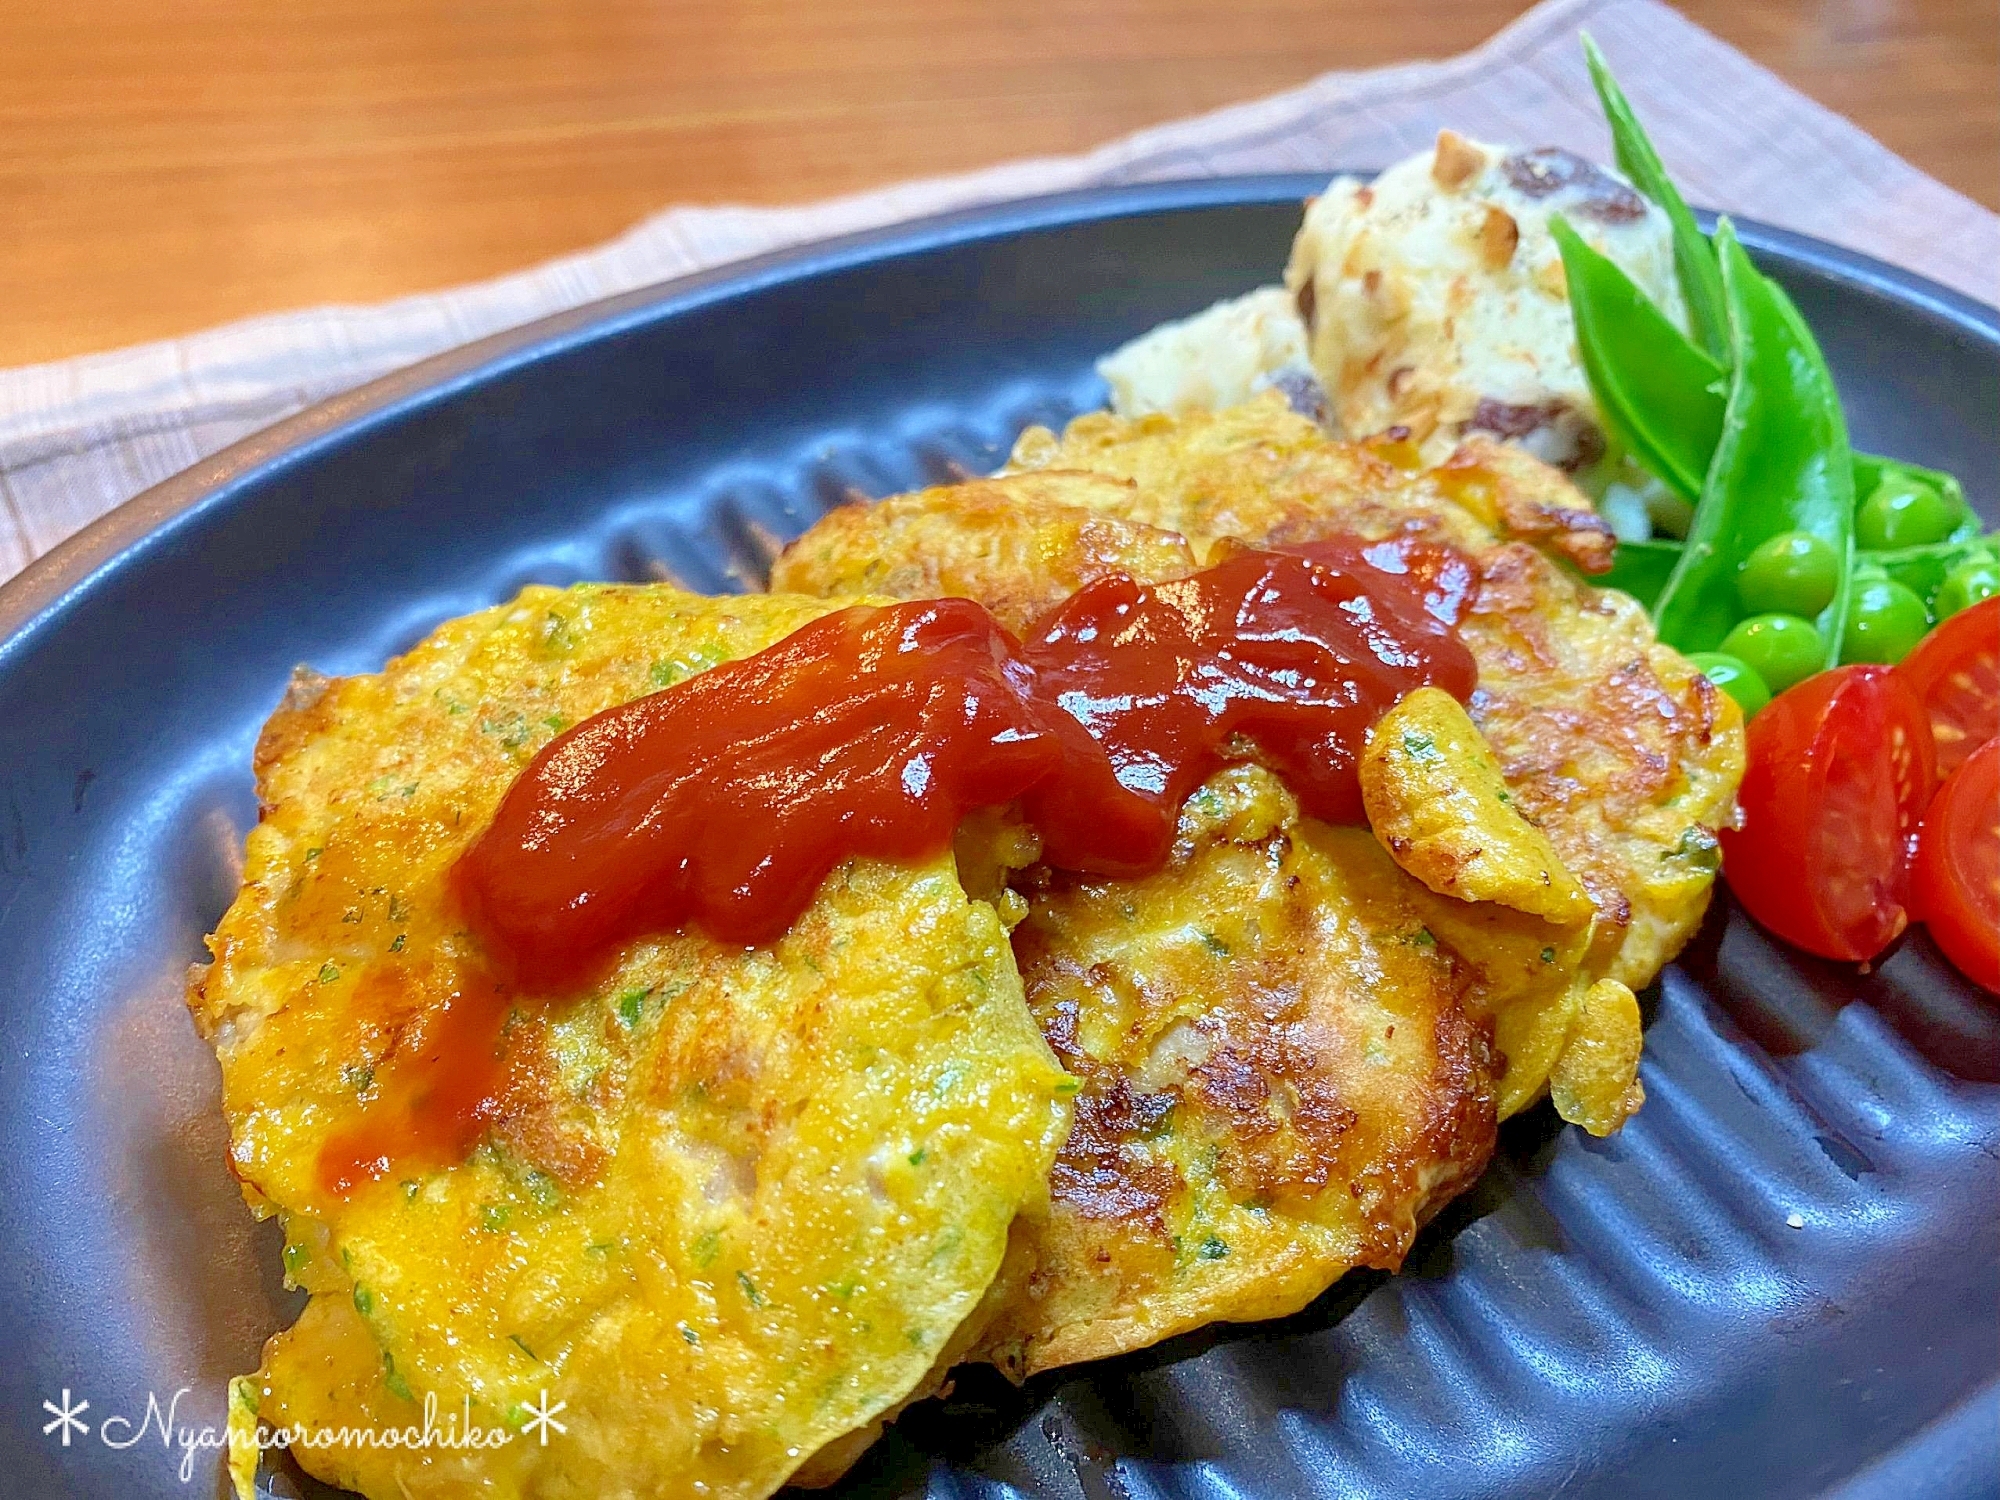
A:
[539, 612, 577, 656]
[389, 933, 407, 953]
[508, 1333, 539, 1363]
[523, 1169, 562, 1212]
[691, 1229, 721, 1268]
[304, 846, 323, 862]
[1666, 826, 1722, 872]
[382, 1352, 413, 1403]
[1198, 1237, 1230, 1260]
[387, 893, 409, 923]
[481, 1203, 511, 1232]
[1402, 730, 1441, 762]
[679, 1322, 701, 1346]
[616, 988, 651, 1028]
[907, 1148, 927, 1167]
[479, 712, 532, 752]
[737, 1271, 764, 1307]
[317, 961, 340, 984]
[282, 1242, 309, 1277]
[1409, 928, 1437, 951]
[352, 1283, 375, 1316]
[928, 1227, 964, 1265]
[1540, 946, 1557, 964]
[1198, 930, 1231, 956]
[340, 1062, 374, 1093]
[647, 645, 722, 688]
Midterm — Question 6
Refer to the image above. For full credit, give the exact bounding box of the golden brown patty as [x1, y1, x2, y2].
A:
[772, 397, 1742, 1373]
[195, 584, 1073, 1500]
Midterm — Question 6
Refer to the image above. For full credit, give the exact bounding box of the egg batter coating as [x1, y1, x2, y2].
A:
[770, 469, 1197, 627]
[979, 765, 1496, 1376]
[192, 584, 1073, 1500]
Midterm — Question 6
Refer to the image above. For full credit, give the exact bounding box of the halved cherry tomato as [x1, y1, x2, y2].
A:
[1912, 737, 2000, 993]
[1899, 595, 1999, 779]
[1720, 664, 1936, 961]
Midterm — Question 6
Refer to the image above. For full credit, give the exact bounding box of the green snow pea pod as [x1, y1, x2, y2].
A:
[1860, 533, 2000, 612]
[1572, 42, 1972, 533]
[1652, 221, 1854, 664]
[1551, 216, 1726, 505]
[1582, 34, 1730, 362]
[1552, 237, 1964, 530]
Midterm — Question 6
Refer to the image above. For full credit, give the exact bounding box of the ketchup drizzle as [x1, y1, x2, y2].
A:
[320, 539, 1475, 1197]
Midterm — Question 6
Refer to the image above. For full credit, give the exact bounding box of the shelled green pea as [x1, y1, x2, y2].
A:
[1717, 613, 1824, 695]
[1687, 651, 1771, 719]
[1856, 474, 1964, 551]
[1735, 530, 1840, 617]
[1840, 576, 1931, 663]
[1936, 553, 2000, 618]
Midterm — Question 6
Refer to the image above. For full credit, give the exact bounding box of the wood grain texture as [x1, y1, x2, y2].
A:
[0, 0, 1993, 365]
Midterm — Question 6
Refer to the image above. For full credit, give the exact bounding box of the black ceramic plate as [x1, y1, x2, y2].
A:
[0, 177, 1994, 1500]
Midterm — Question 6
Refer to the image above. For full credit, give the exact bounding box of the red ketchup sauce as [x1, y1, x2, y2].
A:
[319, 539, 1474, 1197]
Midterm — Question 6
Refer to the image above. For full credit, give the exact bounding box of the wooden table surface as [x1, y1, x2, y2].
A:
[1, 0, 1993, 367]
